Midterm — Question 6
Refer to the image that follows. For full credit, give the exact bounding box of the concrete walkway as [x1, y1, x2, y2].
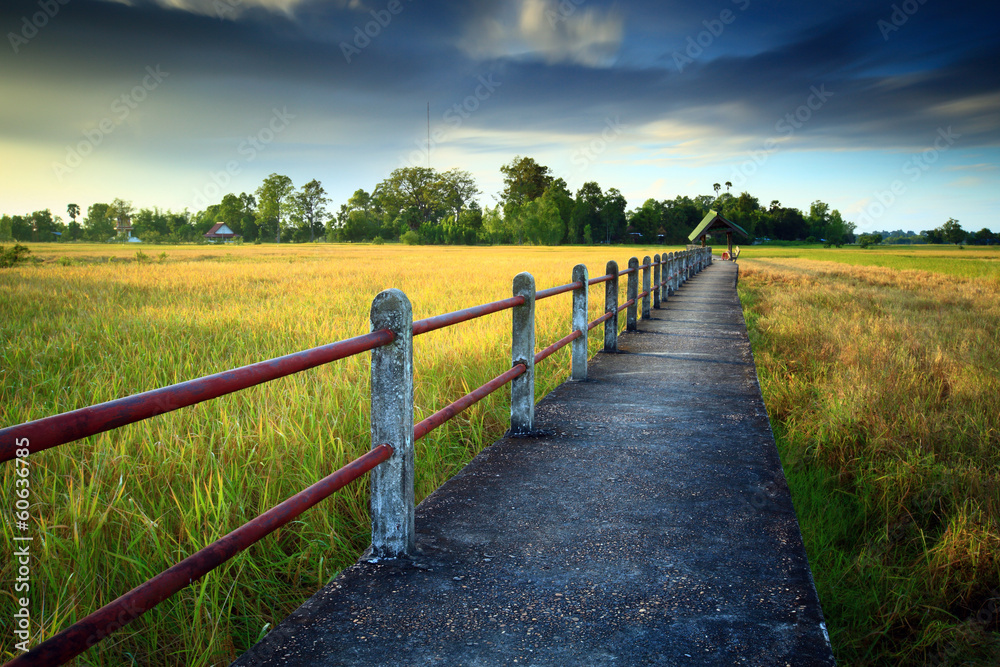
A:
[234, 260, 835, 667]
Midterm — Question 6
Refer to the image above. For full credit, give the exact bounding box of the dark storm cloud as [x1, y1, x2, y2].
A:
[3, 0, 998, 152]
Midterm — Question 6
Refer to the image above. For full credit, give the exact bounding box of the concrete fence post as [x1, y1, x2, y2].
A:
[708, 246, 713, 264]
[641, 256, 651, 320]
[667, 252, 674, 296]
[626, 257, 639, 332]
[604, 260, 618, 352]
[369, 289, 415, 559]
[571, 264, 588, 381]
[652, 254, 661, 310]
[511, 272, 535, 435]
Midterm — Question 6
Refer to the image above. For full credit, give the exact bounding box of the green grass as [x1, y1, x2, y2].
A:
[738, 247, 1000, 665]
[744, 244, 1000, 280]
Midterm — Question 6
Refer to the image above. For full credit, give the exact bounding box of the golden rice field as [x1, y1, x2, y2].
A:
[737, 246, 1000, 666]
[0, 243, 672, 665]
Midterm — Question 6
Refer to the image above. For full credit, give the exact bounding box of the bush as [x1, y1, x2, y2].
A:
[372, 236, 385, 245]
[0, 243, 31, 268]
[135, 250, 150, 263]
[57, 256, 73, 267]
[400, 230, 420, 245]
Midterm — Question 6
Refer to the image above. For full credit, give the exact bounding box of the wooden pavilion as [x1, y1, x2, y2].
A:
[688, 209, 748, 259]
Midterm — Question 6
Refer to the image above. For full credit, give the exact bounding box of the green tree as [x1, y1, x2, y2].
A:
[499, 156, 553, 217]
[293, 179, 330, 242]
[941, 218, 966, 245]
[256, 173, 294, 243]
[544, 178, 575, 242]
[439, 168, 480, 221]
[0, 215, 12, 241]
[480, 205, 509, 244]
[601, 188, 627, 243]
[29, 210, 58, 242]
[573, 182, 603, 243]
[67, 203, 80, 228]
[521, 192, 564, 245]
[858, 233, 883, 249]
[84, 203, 115, 241]
[375, 167, 444, 226]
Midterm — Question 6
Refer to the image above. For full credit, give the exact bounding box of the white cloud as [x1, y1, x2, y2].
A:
[459, 0, 624, 67]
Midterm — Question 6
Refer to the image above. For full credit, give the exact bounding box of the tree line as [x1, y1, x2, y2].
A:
[2, 156, 991, 246]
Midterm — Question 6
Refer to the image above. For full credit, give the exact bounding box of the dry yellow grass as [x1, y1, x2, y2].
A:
[737, 253, 1000, 666]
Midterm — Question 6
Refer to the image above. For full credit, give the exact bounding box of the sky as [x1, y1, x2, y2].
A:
[1, 0, 998, 233]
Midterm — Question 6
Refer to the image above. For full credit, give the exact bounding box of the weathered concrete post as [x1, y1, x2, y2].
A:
[666, 252, 674, 296]
[604, 260, 618, 352]
[369, 288, 414, 559]
[571, 264, 588, 381]
[641, 256, 651, 320]
[510, 272, 535, 435]
[708, 246, 713, 264]
[626, 257, 639, 332]
[652, 254, 661, 310]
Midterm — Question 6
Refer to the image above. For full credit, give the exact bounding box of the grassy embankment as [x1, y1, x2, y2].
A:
[1, 243, 668, 665]
[737, 245, 1000, 665]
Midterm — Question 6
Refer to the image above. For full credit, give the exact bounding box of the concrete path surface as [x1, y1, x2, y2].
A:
[233, 259, 835, 667]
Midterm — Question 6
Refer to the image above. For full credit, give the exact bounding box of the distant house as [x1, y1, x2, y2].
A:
[203, 223, 240, 243]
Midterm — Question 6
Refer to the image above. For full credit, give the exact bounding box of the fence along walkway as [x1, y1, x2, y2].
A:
[2, 249, 708, 666]
[234, 259, 835, 666]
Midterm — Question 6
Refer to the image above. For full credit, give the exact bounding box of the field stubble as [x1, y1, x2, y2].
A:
[1, 243, 666, 664]
[738, 252, 1000, 665]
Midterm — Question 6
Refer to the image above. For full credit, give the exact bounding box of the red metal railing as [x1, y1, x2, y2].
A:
[0, 330, 396, 463]
[6, 444, 394, 667]
[2, 258, 656, 667]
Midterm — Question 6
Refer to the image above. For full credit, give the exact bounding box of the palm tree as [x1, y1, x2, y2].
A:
[713, 183, 721, 196]
[67, 203, 79, 223]
[724, 181, 732, 192]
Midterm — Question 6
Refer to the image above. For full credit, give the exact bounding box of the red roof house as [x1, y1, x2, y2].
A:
[203, 222, 240, 242]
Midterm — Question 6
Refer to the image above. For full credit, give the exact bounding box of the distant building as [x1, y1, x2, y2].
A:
[203, 223, 240, 243]
[115, 215, 138, 242]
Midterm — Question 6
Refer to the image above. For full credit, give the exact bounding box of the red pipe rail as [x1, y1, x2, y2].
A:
[534, 329, 584, 365]
[535, 280, 584, 301]
[2, 253, 701, 667]
[413, 364, 527, 442]
[5, 444, 394, 667]
[588, 310, 615, 331]
[412, 295, 525, 337]
[0, 330, 396, 463]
